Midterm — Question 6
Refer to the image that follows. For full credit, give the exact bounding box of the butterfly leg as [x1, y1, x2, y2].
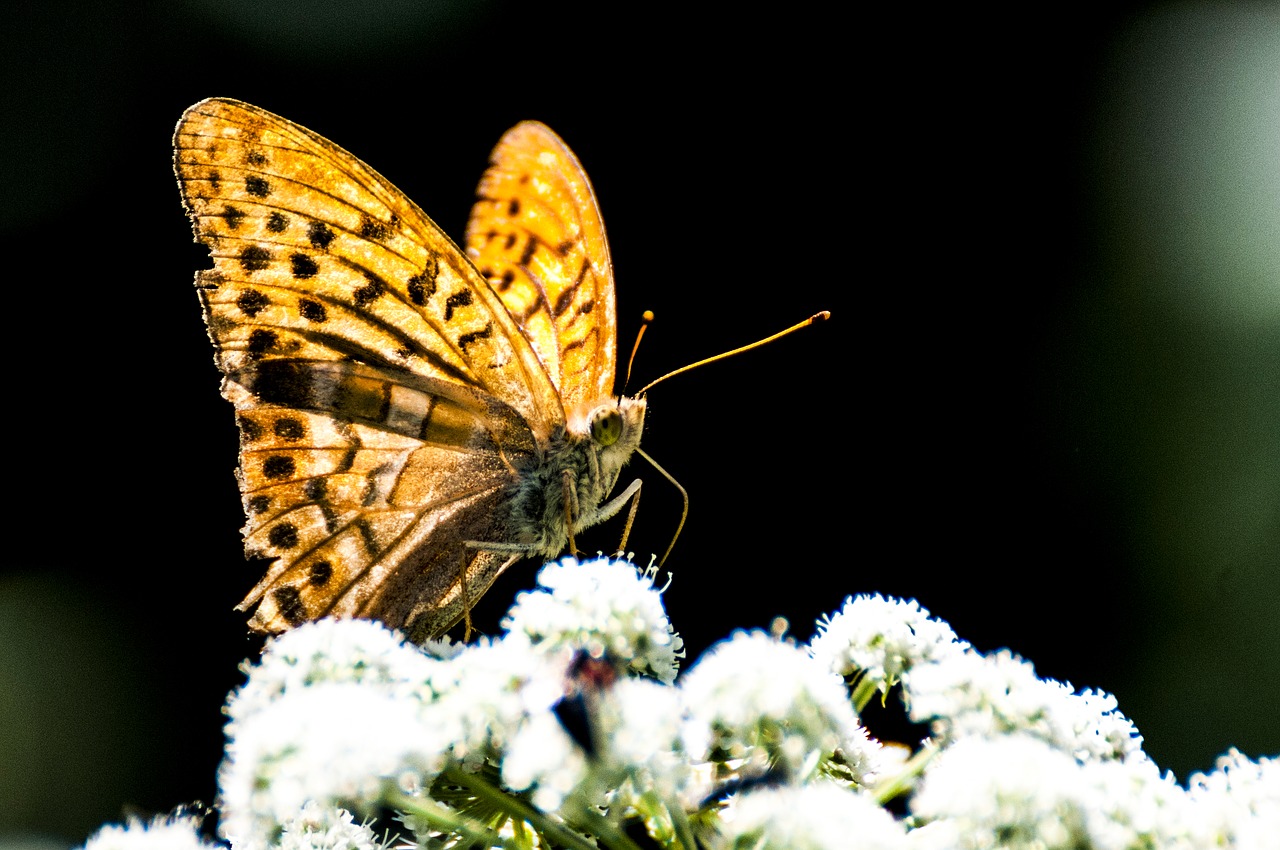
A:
[458, 549, 473, 641]
[573, 478, 643, 556]
[562, 468, 582, 557]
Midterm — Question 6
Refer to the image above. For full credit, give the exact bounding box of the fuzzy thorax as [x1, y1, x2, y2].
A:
[508, 396, 647, 557]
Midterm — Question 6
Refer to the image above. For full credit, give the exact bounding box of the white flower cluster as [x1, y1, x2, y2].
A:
[905, 647, 1145, 762]
[503, 556, 685, 683]
[80, 812, 218, 850]
[77, 571, 1278, 850]
[810, 593, 967, 692]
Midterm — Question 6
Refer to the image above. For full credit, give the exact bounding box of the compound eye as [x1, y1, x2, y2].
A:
[590, 408, 623, 446]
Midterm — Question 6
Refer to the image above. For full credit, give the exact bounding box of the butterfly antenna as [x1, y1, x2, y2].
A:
[636, 311, 830, 395]
[636, 447, 688, 566]
[623, 310, 656, 392]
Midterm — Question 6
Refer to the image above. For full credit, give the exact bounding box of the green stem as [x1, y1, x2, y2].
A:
[668, 803, 698, 850]
[565, 803, 646, 850]
[850, 675, 882, 713]
[444, 764, 600, 850]
[385, 789, 513, 849]
[871, 741, 939, 805]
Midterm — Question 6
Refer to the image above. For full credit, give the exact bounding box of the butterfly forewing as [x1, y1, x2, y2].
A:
[466, 121, 618, 412]
[174, 99, 563, 432]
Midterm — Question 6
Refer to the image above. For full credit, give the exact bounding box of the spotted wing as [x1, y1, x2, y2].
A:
[174, 99, 556, 635]
[466, 121, 618, 413]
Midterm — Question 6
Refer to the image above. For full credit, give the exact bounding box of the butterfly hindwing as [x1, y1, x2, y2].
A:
[466, 121, 618, 412]
[224, 365, 535, 632]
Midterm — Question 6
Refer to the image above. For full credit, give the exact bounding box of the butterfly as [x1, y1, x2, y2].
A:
[174, 98, 646, 640]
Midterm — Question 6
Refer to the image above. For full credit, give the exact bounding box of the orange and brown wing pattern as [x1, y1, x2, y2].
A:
[222, 364, 534, 634]
[466, 121, 618, 412]
[174, 98, 563, 435]
[173, 99, 554, 634]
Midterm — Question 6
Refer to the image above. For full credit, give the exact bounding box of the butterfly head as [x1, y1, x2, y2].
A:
[572, 395, 646, 477]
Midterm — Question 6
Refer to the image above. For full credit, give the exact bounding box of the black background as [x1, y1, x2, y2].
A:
[2, 1, 1277, 845]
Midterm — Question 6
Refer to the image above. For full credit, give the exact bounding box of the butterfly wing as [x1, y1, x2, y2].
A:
[174, 98, 563, 635]
[466, 122, 618, 413]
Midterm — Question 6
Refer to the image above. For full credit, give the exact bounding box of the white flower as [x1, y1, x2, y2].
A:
[226, 619, 438, 727]
[909, 734, 1247, 849]
[1078, 756, 1195, 850]
[680, 631, 878, 783]
[276, 801, 388, 850]
[218, 682, 445, 850]
[502, 706, 588, 813]
[603, 678, 695, 804]
[904, 648, 1143, 762]
[1184, 749, 1280, 849]
[809, 595, 966, 693]
[718, 783, 908, 850]
[502, 557, 683, 683]
[909, 734, 1094, 849]
[80, 813, 217, 850]
[421, 638, 562, 768]
[501, 665, 695, 817]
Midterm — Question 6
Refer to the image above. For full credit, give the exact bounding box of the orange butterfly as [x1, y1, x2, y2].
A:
[174, 99, 644, 639]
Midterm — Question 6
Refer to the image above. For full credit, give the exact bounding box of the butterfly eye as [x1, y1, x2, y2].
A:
[591, 408, 623, 446]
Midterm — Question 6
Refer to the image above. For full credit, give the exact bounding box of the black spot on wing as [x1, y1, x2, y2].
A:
[353, 519, 378, 553]
[291, 252, 319, 279]
[268, 523, 298, 549]
[237, 289, 268, 316]
[247, 329, 279, 356]
[242, 361, 314, 408]
[458, 323, 492, 352]
[274, 416, 304, 440]
[262, 455, 296, 480]
[298, 298, 327, 322]
[359, 215, 389, 240]
[248, 495, 271, 514]
[553, 283, 579, 317]
[308, 221, 335, 249]
[304, 478, 327, 500]
[353, 277, 383, 307]
[245, 175, 271, 197]
[407, 257, 438, 305]
[238, 415, 264, 442]
[238, 246, 271, 272]
[308, 561, 333, 587]
[222, 205, 244, 230]
[246, 150, 268, 166]
[273, 586, 307, 626]
[444, 289, 473, 321]
[266, 211, 289, 233]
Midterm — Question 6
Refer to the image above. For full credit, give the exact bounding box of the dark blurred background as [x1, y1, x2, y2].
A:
[2, 1, 1277, 846]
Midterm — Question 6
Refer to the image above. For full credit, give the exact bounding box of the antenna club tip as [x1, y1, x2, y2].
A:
[811, 310, 831, 323]
[642, 310, 655, 322]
